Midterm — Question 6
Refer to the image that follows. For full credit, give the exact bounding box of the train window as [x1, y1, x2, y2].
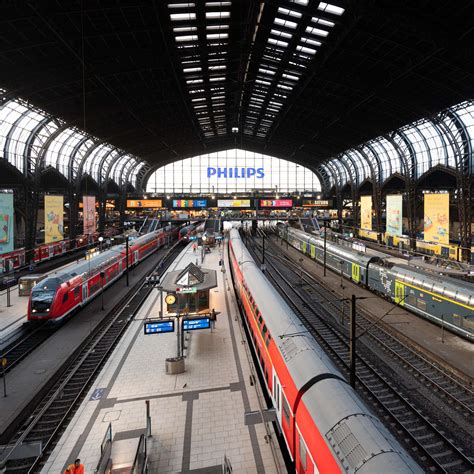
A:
[74, 287, 80, 298]
[62, 292, 69, 303]
[409, 294, 416, 306]
[282, 395, 290, 426]
[265, 334, 272, 347]
[262, 324, 267, 336]
[258, 315, 263, 326]
[299, 434, 307, 471]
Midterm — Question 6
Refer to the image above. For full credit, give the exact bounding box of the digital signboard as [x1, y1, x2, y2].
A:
[182, 317, 211, 331]
[127, 199, 162, 208]
[144, 319, 175, 334]
[217, 199, 251, 208]
[302, 200, 332, 208]
[260, 199, 293, 208]
[173, 199, 207, 208]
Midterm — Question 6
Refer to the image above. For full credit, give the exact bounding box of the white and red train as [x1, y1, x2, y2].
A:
[228, 229, 421, 474]
[0, 233, 108, 275]
[28, 226, 177, 322]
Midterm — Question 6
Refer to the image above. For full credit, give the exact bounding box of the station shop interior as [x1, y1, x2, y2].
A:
[0, 2, 473, 474]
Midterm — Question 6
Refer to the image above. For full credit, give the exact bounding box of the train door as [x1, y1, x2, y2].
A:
[134, 250, 139, 264]
[302, 241, 307, 254]
[351, 263, 360, 283]
[394, 281, 405, 305]
[82, 283, 88, 302]
[272, 369, 282, 425]
[310, 244, 316, 259]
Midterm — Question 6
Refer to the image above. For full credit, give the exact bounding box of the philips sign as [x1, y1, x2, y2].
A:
[207, 167, 264, 179]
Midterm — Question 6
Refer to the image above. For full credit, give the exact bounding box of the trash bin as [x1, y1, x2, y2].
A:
[165, 356, 185, 374]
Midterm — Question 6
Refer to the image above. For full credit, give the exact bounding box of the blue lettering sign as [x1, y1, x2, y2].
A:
[144, 320, 175, 334]
[206, 167, 265, 178]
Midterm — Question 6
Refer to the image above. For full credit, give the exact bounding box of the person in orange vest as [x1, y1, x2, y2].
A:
[73, 459, 85, 474]
[63, 465, 73, 474]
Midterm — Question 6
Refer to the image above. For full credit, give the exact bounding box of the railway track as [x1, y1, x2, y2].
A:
[246, 231, 473, 473]
[0, 323, 54, 375]
[0, 242, 184, 473]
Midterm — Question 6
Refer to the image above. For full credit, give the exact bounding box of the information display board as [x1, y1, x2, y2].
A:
[182, 317, 211, 331]
[217, 199, 251, 208]
[144, 319, 175, 334]
[302, 199, 332, 208]
[260, 199, 293, 208]
[173, 199, 207, 208]
[127, 199, 162, 208]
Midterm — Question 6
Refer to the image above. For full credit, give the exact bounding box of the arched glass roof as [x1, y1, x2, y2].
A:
[0, 92, 143, 189]
[146, 148, 321, 194]
[319, 101, 474, 189]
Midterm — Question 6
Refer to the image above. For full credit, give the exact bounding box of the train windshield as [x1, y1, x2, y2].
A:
[30, 278, 60, 312]
[31, 289, 55, 312]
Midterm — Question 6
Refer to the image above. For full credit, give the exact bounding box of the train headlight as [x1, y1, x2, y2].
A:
[32, 309, 37, 313]
[46, 308, 50, 312]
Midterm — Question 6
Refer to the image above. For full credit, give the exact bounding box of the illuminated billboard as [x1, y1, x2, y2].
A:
[217, 199, 251, 208]
[302, 199, 332, 208]
[44, 195, 64, 243]
[127, 199, 162, 208]
[424, 193, 449, 244]
[360, 196, 372, 230]
[260, 199, 293, 208]
[386, 195, 402, 237]
[173, 199, 207, 208]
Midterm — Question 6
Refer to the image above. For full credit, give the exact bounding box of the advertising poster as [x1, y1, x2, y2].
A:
[83, 196, 96, 235]
[44, 195, 64, 243]
[217, 199, 251, 208]
[386, 194, 403, 236]
[424, 193, 449, 244]
[127, 199, 162, 208]
[260, 199, 293, 208]
[360, 195, 372, 230]
[302, 199, 333, 208]
[0, 193, 14, 255]
[173, 199, 207, 208]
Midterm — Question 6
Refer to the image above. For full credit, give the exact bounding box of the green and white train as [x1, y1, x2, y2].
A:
[277, 225, 474, 341]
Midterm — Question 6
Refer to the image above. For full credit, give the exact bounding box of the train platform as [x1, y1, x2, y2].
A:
[0, 250, 167, 443]
[274, 234, 474, 381]
[43, 242, 285, 473]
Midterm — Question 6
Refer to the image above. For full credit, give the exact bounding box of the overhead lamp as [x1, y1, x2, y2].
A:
[232, 126, 239, 133]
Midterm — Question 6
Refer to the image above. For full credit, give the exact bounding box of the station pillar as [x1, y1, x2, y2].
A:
[251, 219, 257, 234]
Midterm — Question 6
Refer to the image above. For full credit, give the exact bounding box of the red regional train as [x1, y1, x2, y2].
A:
[228, 229, 421, 474]
[28, 226, 177, 322]
[0, 233, 104, 275]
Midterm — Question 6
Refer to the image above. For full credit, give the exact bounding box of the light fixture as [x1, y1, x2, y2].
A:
[232, 126, 239, 133]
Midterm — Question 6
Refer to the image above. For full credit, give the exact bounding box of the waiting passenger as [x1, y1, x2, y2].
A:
[210, 308, 217, 330]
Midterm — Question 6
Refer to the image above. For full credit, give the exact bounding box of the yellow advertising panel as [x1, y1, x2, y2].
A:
[424, 193, 449, 244]
[44, 195, 64, 243]
[83, 196, 96, 235]
[360, 195, 372, 231]
[127, 199, 162, 208]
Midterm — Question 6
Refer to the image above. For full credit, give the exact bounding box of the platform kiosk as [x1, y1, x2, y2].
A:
[148, 263, 217, 374]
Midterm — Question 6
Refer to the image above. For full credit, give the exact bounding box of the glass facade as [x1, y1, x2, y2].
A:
[145, 149, 322, 194]
[319, 101, 474, 188]
[0, 94, 144, 188]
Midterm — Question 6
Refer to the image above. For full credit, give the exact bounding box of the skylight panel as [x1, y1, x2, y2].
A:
[311, 16, 335, 27]
[209, 65, 226, 70]
[176, 35, 198, 42]
[194, 104, 207, 109]
[168, 3, 196, 8]
[290, 0, 309, 4]
[318, 2, 345, 16]
[259, 67, 276, 76]
[206, 33, 229, 40]
[209, 76, 226, 82]
[305, 26, 329, 37]
[173, 26, 197, 32]
[186, 79, 203, 84]
[277, 7, 302, 18]
[183, 66, 202, 73]
[282, 73, 299, 81]
[205, 1, 231, 5]
[270, 29, 292, 39]
[205, 11, 231, 19]
[300, 37, 321, 47]
[170, 13, 196, 20]
[191, 97, 206, 102]
[255, 79, 271, 86]
[206, 25, 229, 30]
[268, 38, 288, 48]
[274, 17, 297, 29]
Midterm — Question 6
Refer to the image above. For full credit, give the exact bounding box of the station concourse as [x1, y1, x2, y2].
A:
[0, 2, 473, 473]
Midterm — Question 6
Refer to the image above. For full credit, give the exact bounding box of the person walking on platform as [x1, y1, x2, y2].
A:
[192, 243, 197, 253]
[210, 308, 217, 330]
[63, 459, 84, 474]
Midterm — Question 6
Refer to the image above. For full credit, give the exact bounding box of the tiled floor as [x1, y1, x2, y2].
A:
[43, 241, 285, 474]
